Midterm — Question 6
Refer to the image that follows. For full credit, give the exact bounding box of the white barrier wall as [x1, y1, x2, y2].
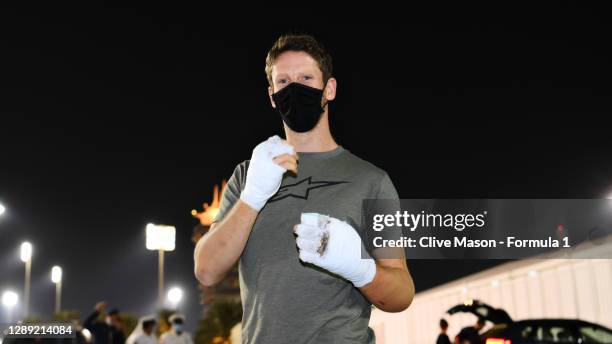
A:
[370, 238, 612, 344]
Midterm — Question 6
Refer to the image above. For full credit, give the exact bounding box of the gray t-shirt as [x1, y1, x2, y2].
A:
[214, 146, 399, 344]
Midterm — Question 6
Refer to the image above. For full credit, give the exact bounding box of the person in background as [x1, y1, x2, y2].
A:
[83, 301, 125, 344]
[160, 314, 193, 344]
[126, 316, 158, 344]
[455, 317, 485, 344]
[436, 319, 451, 344]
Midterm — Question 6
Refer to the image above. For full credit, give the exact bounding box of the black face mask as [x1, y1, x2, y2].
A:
[271, 82, 328, 133]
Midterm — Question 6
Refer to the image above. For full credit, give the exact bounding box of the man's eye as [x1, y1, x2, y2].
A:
[303, 76, 312, 80]
[279, 79, 288, 84]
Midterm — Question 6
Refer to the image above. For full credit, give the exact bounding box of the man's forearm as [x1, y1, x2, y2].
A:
[360, 262, 415, 312]
[83, 310, 99, 329]
[194, 200, 258, 286]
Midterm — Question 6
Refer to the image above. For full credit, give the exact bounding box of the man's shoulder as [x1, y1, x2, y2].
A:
[226, 160, 250, 183]
[436, 333, 451, 344]
[235, 159, 250, 171]
[340, 149, 390, 180]
[232, 150, 391, 183]
[459, 326, 478, 335]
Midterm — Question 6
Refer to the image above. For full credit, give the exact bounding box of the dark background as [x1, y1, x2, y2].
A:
[1, 2, 611, 332]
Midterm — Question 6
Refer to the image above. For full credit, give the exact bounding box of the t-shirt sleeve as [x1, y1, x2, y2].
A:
[213, 161, 248, 224]
[371, 172, 405, 259]
[377, 172, 400, 200]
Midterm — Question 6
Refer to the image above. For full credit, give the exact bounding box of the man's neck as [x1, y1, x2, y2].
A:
[284, 112, 338, 152]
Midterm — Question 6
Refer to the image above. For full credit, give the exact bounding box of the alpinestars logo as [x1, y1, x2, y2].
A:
[268, 177, 348, 202]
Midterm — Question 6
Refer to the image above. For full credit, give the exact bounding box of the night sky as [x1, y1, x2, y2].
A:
[1, 2, 612, 333]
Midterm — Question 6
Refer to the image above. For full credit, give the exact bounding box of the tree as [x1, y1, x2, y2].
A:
[194, 299, 242, 344]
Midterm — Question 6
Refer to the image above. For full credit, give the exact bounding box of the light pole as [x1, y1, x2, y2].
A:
[146, 223, 176, 309]
[167, 287, 183, 310]
[51, 266, 63, 315]
[20, 242, 32, 318]
[2, 290, 18, 323]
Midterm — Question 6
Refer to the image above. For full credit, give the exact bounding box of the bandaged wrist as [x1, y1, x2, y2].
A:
[240, 189, 266, 212]
[349, 257, 377, 288]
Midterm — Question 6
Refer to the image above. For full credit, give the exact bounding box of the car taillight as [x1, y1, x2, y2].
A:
[485, 338, 511, 344]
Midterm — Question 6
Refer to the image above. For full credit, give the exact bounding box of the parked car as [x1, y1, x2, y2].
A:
[447, 299, 612, 344]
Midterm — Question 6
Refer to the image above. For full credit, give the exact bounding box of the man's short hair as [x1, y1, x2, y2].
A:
[440, 318, 448, 329]
[169, 313, 185, 324]
[143, 318, 156, 329]
[265, 34, 333, 88]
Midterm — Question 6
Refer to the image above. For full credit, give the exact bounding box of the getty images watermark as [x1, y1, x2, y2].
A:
[0, 322, 77, 341]
[360, 199, 612, 259]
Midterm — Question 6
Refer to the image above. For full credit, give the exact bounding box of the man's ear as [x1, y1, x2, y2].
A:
[324, 78, 337, 101]
[268, 86, 276, 108]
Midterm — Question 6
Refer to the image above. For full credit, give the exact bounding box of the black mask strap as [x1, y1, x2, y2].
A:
[321, 80, 330, 109]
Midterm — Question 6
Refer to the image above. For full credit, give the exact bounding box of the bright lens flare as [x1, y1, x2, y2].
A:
[20, 242, 32, 262]
[167, 287, 183, 306]
[1, 291, 18, 308]
[51, 266, 63, 283]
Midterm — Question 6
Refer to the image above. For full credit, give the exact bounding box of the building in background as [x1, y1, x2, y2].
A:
[191, 181, 241, 312]
[370, 235, 612, 344]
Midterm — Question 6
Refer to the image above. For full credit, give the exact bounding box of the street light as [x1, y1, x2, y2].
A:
[20, 242, 32, 262]
[2, 290, 18, 323]
[51, 266, 63, 314]
[0, 203, 6, 216]
[146, 223, 176, 309]
[167, 287, 183, 309]
[20, 242, 32, 318]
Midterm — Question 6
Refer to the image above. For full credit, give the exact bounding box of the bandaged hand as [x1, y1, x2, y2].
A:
[294, 213, 377, 288]
[240, 135, 296, 211]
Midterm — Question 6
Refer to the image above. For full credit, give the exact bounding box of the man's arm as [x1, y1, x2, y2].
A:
[194, 136, 297, 287]
[194, 200, 258, 286]
[83, 310, 99, 330]
[83, 301, 106, 330]
[359, 173, 413, 312]
[359, 258, 414, 312]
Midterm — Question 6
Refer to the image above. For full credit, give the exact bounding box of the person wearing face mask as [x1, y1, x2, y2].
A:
[83, 301, 126, 344]
[194, 34, 415, 344]
[159, 314, 193, 344]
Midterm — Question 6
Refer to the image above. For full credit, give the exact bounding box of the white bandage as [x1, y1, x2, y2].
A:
[240, 135, 295, 211]
[295, 213, 376, 288]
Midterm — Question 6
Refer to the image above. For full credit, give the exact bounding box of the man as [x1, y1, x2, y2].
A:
[126, 316, 157, 344]
[194, 34, 415, 343]
[456, 317, 485, 344]
[160, 314, 193, 344]
[83, 301, 125, 344]
[437, 319, 451, 344]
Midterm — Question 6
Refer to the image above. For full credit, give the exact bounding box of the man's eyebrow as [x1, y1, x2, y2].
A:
[274, 74, 289, 80]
